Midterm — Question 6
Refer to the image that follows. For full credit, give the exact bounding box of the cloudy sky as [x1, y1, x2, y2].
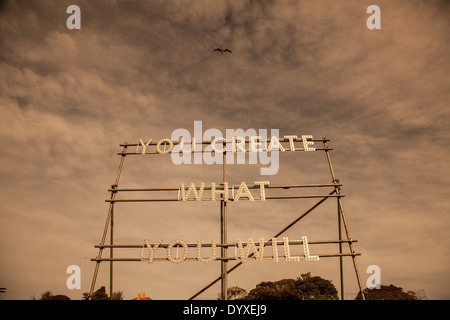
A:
[0, 0, 449, 300]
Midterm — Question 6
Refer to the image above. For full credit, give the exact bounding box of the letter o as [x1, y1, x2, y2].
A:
[211, 137, 226, 153]
[156, 138, 174, 154]
[167, 240, 188, 264]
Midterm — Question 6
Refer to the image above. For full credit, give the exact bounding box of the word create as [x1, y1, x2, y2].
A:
[137, 135, 315, 154]
[141, 236, 319, 264]
[179, 181, 269, 202]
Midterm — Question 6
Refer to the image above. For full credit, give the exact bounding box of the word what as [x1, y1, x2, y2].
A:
[179, 181, 270, 202]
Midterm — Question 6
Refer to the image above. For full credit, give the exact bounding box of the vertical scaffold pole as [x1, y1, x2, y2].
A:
[220, 139, 228, 300]
[322, 138, 365, 300]
[110, 202, 114, 298]
[89, 143, 128, 299]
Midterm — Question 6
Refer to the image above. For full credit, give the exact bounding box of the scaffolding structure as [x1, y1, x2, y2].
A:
[88, 136, 365, 300]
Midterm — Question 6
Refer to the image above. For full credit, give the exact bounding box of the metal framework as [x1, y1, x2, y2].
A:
[88, 137, 365, 300]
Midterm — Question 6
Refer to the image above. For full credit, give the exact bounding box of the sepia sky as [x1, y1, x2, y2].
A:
[0, 0, 449, 300]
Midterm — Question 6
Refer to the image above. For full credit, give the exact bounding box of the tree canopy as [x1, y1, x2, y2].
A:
[39, 290, 71, 300]
[225, 286, 248, 300]
[239, 273, 338, 300]
[82, 286, 124, 300]
[355, 284, 417, 300]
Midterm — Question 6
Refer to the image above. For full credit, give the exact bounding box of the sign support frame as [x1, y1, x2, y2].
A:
[88, 137, 366, 300]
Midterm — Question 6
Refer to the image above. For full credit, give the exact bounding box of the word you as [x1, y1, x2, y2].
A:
[179, 181, 269, 202]
[141, 236, 319, 264]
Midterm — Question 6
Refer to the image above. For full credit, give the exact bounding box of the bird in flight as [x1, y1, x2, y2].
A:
[213, 48, 232, 55]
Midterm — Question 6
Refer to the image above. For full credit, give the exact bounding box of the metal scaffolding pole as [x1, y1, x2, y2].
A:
[105, 194, 343, 203]
[220, 139, 228, 300]
[93, 252, 361, 262]
[95, 239, 358, 249]
[338, 199, 344, 300]
[323, 139, 365, 300]
[89, 143, 128, 299]
[110, 203, 114, 299]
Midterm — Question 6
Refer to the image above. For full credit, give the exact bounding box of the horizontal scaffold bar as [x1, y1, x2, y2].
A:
[119, 137, 331, 147]
[105, 194, 344, 203]
[91, 253, 361, 262]
[95, 239, 358, 249]
[108, 183, 342, 192]
[118, 147, 332, 155]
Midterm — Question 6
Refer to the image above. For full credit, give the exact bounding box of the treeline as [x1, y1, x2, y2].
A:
[34, 273, 418, 300]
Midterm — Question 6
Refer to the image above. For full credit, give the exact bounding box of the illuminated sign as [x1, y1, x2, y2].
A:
[140, 236, 319, 264]
[89, 125, 364, 300]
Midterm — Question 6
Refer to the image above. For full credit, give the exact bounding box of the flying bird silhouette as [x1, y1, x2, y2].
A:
[213, 48, 232, 55]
